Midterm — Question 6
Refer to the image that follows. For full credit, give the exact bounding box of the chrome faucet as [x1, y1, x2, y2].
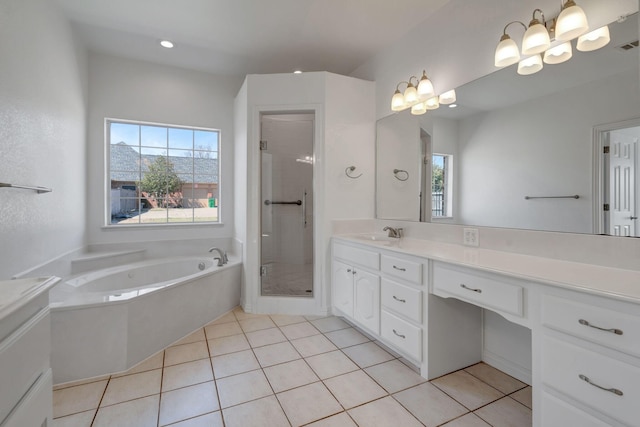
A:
[208, 247, 228, 266]
[383, 226, 403, 238]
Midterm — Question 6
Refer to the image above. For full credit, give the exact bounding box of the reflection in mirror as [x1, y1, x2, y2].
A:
[376, 14, 640, 236]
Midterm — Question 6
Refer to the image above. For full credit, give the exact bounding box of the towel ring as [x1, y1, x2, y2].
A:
[393, 169, 409, 181]
[345, 166, 362, 179]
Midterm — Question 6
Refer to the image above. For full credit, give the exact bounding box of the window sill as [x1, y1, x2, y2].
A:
[101, 222, 225, 230]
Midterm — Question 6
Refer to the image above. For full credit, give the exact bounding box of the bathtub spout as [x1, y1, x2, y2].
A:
[208, 247, 228, 266]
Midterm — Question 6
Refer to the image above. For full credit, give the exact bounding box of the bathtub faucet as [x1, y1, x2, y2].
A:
[208, 247, 228, 266]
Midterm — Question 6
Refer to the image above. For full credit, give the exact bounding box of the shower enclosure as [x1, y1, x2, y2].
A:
[260, 114, 314, 296]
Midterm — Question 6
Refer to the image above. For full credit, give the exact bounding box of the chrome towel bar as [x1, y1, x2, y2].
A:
[0, 182, 52, 194]
[524, 195, 579, 200]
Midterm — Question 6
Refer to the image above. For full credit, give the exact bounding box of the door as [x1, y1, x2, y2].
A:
[260, 114, 314, 296]
[608, 130, 637, 236]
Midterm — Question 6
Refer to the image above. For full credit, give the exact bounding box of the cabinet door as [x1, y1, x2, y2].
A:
[332, 260, 354, 318]
[354, 270, 381, 334]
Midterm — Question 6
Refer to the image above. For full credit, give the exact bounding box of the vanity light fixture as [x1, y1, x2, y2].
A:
[390, 71, 456, 115]
[160, 40, 174, 48]
[494, 1, 607, 75]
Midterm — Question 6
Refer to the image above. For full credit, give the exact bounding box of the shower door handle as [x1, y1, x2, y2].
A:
[302, 190, 307, 228]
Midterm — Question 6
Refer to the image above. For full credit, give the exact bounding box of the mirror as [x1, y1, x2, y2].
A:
[376, 15, 640, 235]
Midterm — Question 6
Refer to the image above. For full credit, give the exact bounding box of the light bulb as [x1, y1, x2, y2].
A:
[517, 55, 543, 75]
[411, 102, 427, 115]
[417, 71, 435, 100]
[555, 0, 588, 41]
[577, 26, 610, 51]
[522, 19, 550, 55]
[543, 42, 572, 64]
[391, 90, 405, 111]
[495, 35, 520, 67]
[404, 84, 418, 105]
[425, 96, 440, 110]
[439, 90, 456, 105]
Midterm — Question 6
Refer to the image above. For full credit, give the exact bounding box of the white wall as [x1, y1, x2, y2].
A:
[0, 0, 87, 278]
[234, 72, 375, 314]
[86, 53, 243, 245]
[458, 68, 640, 233]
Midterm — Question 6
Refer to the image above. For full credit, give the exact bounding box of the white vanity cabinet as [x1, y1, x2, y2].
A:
[540, 288, 640, 426]
[0, 277, 58, 427]
[332, 243, 381, 334]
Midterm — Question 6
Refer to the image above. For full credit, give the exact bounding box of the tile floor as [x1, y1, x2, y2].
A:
[52, 307, 532, 427]
[261, 262, 313, 296]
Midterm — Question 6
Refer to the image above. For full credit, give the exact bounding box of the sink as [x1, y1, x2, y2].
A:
[351, 234, 399, 242]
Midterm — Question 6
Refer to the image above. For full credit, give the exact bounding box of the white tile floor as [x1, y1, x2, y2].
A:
[53, 307, 532, 427]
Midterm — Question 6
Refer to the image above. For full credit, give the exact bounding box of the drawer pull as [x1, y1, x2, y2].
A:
[578, 319, 623, 335]
[392, 295, 406, 303]
[392, 265, 407, 272]
[392, 329, 406, 339]
[460, 284, 482, 293]
[578, 374, 623, 396]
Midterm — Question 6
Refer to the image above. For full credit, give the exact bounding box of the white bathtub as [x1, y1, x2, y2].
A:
[50, 256, 241, 384]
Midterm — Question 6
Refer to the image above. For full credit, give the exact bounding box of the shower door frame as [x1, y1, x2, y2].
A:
[259, 112, 315, 297]
[246, 104, 327, 316]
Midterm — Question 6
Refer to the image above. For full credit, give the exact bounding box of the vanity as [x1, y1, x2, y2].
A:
[0, 277, 59, 427]
[331, 233, 640, 427]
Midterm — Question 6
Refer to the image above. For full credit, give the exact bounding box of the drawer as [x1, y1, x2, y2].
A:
[542, 334, 640, 427]
[333, 243, 379, 270]
[542, 294, 640, 358]
[432, 263, 523, 317]
[0, 308, 50, 425]
[380, 310, 421, 361]
[541, 392, 611, 427]
[381, 254, 422, 284]
[3, 368, 52, 427]
[381, 279, 422, 323]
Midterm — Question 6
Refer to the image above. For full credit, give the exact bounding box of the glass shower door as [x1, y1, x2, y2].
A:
[260, 114, 314, 296]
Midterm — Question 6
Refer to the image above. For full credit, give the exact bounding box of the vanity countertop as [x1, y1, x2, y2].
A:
[0, 276, 60, 319]
[333, 234, 640, 304]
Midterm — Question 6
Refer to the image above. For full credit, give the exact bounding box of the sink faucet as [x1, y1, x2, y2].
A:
[208, 247, 228, 266]
[383, 226, 403, 238]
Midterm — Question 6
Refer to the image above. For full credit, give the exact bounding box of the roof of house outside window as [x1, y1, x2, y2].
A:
[110, 142, 218, 184]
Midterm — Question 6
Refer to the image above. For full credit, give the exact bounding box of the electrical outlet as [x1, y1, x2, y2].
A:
[463, 228, 479, 247]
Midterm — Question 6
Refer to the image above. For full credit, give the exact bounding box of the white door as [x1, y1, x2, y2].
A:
[609, 131, 637, 236]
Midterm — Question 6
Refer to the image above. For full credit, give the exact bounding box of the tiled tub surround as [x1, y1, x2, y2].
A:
[332, 234, 640, 426]
[52, 307, 532, 427]
[50, 257, 242, 384]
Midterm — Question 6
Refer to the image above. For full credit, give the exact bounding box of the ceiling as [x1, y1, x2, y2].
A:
[54, 0, 450, 77]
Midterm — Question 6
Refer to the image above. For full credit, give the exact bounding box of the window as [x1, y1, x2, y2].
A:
[107, 119, 220, 225]
[432, 154, 452, 218]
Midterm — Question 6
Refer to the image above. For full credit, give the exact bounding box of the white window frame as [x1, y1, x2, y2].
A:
[105, 118, 222, 227]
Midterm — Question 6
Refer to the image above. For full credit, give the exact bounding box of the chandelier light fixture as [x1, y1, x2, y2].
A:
[494, 0, 609, 75]
[390, 70, 456, 115]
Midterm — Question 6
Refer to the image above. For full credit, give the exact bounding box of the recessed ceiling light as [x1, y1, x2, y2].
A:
[449, 104, 458, 108]
[160, 40, 174, 49]
[293, 70, 303, 74]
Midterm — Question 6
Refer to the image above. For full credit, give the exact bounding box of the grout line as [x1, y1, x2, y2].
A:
[204, 318, 228, 427]
[90, 375, 111, 427]
[155, 350, 166, 427]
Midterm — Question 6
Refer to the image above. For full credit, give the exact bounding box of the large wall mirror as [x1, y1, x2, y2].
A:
[376, 13, 640, 236]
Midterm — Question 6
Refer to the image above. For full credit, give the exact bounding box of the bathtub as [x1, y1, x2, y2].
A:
[50, 256, 241, 384]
